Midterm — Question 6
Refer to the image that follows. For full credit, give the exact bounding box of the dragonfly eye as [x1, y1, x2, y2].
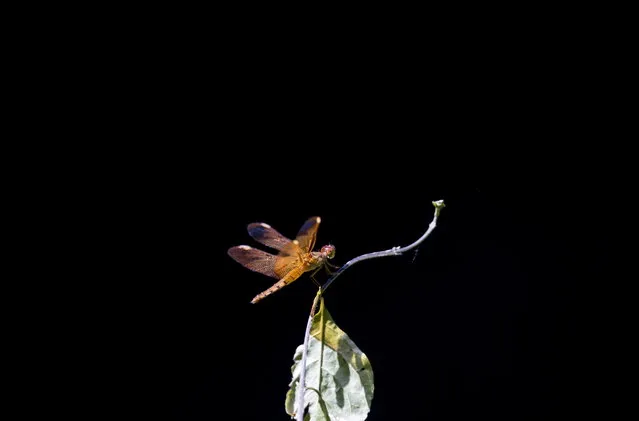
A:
[321, 245, 336, 259]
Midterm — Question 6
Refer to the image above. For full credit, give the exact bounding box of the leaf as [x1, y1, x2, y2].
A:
[286, 299, 374, 420]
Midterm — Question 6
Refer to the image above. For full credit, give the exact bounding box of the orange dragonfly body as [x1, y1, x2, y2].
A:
[228, 216, 336, 303]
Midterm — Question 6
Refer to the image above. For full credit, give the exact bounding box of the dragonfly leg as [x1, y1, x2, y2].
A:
[323, 264, 332, 276]
[326, 261, 340, 269]
[309, 267, 322, 287]
[323, 263, 341, 276]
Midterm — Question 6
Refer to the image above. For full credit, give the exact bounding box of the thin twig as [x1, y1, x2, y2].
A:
[295, 200, 446, 420]
[322, 200, 446, 292]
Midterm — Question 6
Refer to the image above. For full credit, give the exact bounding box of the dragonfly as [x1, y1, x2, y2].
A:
[228, 216, 337, 304]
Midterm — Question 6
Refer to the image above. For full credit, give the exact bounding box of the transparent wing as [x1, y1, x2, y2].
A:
[227, 245, 279, 279]
[247, 222, 301, 256]
[228, 245, 302, 279]
[274, 254, 302, 278]
[290, 216, 321, 254]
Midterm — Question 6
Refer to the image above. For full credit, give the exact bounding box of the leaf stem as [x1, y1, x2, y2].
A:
[295, 200, 445, 420]
[295, 290, 321, 421]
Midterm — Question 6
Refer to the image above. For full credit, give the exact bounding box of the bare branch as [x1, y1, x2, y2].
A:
[295, 200, 445, 420]
[321, 200, 445, 292]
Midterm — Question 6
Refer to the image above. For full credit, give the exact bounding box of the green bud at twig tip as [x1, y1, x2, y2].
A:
[432, 200, 445, 217]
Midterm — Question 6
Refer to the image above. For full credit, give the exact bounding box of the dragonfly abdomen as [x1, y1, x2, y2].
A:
[250, 265, 306, 304]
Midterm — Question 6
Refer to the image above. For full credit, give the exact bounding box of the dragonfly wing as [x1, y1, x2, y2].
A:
[247, 222, 301, 255]
[228, 245, 279, 279]
[274, 254, 303, 278]
[289, 216, 321, 254]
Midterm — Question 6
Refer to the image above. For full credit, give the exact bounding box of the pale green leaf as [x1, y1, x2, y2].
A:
[286, 300, 374, 420]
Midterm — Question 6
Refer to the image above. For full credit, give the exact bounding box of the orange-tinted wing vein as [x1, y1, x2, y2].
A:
[290, 216, 321, 254]
[247, 222, 301, 256]
[228, 245, 302, 279]
[227, 246, 280, 279]
[274, 254, 302, 278]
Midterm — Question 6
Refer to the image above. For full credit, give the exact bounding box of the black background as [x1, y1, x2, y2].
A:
[85, 29, 619, 420]
[106, 167, 611, 420]
[24, 9, 628, 419]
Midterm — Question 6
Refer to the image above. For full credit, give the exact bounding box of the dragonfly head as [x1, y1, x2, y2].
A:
[321, 244, 336, 259]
